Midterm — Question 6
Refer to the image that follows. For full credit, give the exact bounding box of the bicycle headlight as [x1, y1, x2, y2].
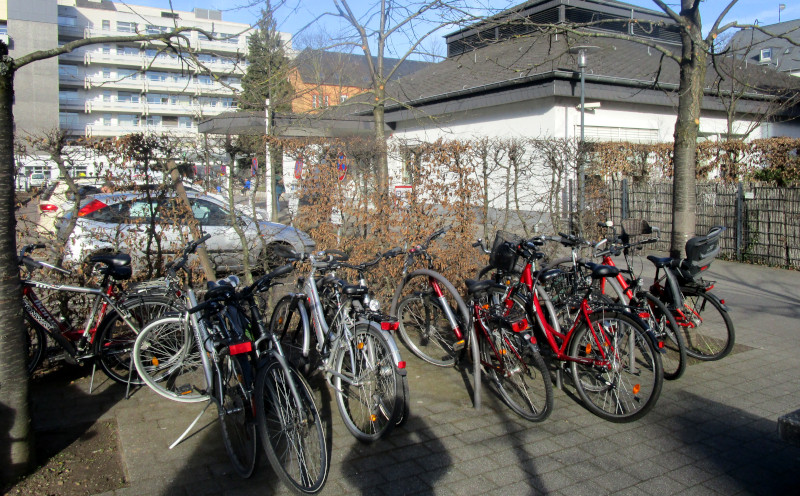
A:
[365, 295, 380, 312]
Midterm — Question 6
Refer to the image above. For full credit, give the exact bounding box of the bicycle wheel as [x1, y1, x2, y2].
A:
[333, 323, 403, 442]
[217, 354, 258, 479]
[270, 296, 309, 371]
[396, 293, 458, 367]
[679, 288, 735, 361]
[94, 295, 179, 385]
[24, 322, 46, 375]
[640, 291, 686, 380]
[133, 316, 207, 403]
[568, 309, 663, 422]
[256, 358, 328, 494]
[480, 326, 553, 422]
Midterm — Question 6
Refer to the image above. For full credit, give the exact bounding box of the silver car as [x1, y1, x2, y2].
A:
[57, 191, 315, 273]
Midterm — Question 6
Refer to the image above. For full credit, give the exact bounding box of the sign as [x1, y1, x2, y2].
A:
[251, 157, 257, 175]
[336, 153, 348, 181]
[294, 157, 303, 180]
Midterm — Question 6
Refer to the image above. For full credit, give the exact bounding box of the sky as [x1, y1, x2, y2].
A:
[122, 0, 800, 54]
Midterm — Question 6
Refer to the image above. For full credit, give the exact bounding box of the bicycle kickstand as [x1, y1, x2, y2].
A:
[169, 400, 212, 450]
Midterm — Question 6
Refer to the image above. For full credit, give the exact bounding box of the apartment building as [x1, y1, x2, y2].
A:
[55, 0, 264, 140]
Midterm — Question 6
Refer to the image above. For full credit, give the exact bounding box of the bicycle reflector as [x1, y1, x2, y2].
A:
[78, 199, 107, 217]
[397, 361, 406, 369]
[511, 319, 529, 332]
[381, 321, 399, 331]
[39, 203, 58, 212]
[229, 342, 253, 355]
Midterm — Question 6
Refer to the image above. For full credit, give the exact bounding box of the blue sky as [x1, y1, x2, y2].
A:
[131, 0, 800, 52]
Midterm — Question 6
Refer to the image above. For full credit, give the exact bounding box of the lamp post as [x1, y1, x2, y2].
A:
[569, 46, 598, 234]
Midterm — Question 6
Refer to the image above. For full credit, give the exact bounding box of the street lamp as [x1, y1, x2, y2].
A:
[569, 45, 598, 234]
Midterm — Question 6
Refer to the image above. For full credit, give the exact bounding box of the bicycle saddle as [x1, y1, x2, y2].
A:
[91, 253, 132, 280]
[464, 279, 506, 295]
[583, 262, 620, 279]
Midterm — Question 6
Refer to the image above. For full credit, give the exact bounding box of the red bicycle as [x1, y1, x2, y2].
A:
[391, 228, 471, 367]
[20, 244, 177, 385]
[480, 232, 663, 423]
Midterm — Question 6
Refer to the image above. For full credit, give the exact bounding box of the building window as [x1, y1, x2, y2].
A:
[198, 75, 213, 85]
[103, 91, 111, 102]
[117, 21, 136, 33]
[760, 48, 772, 62]
[58, 15, 77, 27]
[341, 95, 348, 103]
[146, 93, 169, 105]
[59, 112, 79, 129]
[102, 44, 111, 54]
[103, 114, 112, 126]
[118, 114, 140, 127]
[312, 94, 320, 109]
[117, 68, 139, 80]
[146, 24, 168, 35]
[102, 68, 111, 79]
[59, 65, 79, 80]
[118, 92, 139, 103]
[59, 89, 79, 103]
[178, 116, 193, 128]
[0, 22, 8, 36]
[324, 95, 330, 107]
[102, 20, 110, 30]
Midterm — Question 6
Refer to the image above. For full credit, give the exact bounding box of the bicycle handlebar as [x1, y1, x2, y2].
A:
[165, 234, 212, 275]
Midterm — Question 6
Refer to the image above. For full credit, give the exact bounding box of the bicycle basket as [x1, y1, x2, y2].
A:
[489, 231, 523, 273]
[619, 219, 652, 245]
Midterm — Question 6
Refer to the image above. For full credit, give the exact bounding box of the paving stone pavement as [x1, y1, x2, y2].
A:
[28, 258, 800, 495]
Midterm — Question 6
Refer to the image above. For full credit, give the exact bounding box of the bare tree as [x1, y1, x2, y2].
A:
[0, 24, 223, 481]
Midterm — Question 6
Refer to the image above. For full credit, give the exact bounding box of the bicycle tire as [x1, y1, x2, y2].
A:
[256, 357, 328, 494]
[24, 321, 46, 375]
[679, 288, 735, 361]
[396, 293, 458, 367]
[640, 291, 686, 380]
[133, 316, 208, 403]
[217, 354, 258, 479]
[568, 309, 663, 423]
[333, 322, 403, 442]
[94, 295, 179, 385]
[270, 295, 309, 371]
[480, 325, 553, 422]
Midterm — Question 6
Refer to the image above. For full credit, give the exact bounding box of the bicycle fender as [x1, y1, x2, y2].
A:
[360, 319, 408, 377]
[682, 287, 729, 312]
[288, 293, 312, 358]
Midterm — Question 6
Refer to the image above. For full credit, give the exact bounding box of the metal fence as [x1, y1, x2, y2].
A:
[605, 180, 800, 269]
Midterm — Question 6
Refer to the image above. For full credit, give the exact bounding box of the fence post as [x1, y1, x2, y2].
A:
[621, 178, 629, 220]
[736, 181, 744, 261]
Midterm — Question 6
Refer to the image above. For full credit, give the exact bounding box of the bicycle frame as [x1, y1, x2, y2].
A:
[22, 278, 136, 358]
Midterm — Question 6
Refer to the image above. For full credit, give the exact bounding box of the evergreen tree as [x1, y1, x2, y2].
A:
[239, 10, 295, 112]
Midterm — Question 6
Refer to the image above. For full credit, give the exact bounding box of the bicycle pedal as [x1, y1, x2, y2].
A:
[176, 384, 195, 396]
[453, 339, 466, 351]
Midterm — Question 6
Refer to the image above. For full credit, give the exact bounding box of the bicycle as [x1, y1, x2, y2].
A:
[391, 228, 471, 367]
[133, 235, 328, 491]
[590, 222, 687, 380]
[618, 222, 735, 361]
[19, 243, 177, 386]
[479, 232, 663, 423]
[463, 278, 553, 421]
[270, 248, 409, 443]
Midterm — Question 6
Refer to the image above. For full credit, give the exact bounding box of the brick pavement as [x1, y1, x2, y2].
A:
[28, 259, 800, 495]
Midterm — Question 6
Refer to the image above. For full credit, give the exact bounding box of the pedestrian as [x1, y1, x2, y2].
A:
[275, 178, 285, 212]
[101, 180, 114, 193]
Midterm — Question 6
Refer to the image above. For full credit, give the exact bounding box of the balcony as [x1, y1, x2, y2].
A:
[86, 99, 146, 113]
[86, 123, 197, 138]
[144, 101, 195, 115]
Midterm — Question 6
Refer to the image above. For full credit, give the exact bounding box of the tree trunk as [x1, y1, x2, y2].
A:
[671, 22, 707, 258]
[373, 89, 388, 191]
[0, 68, 33, 484]
[166, 160, 216, 282]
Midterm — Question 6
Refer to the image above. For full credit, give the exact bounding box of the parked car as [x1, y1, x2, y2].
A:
[28, 173, 47, 190]
[38, 181, 105, 234]
[56, 191, 316, 273]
